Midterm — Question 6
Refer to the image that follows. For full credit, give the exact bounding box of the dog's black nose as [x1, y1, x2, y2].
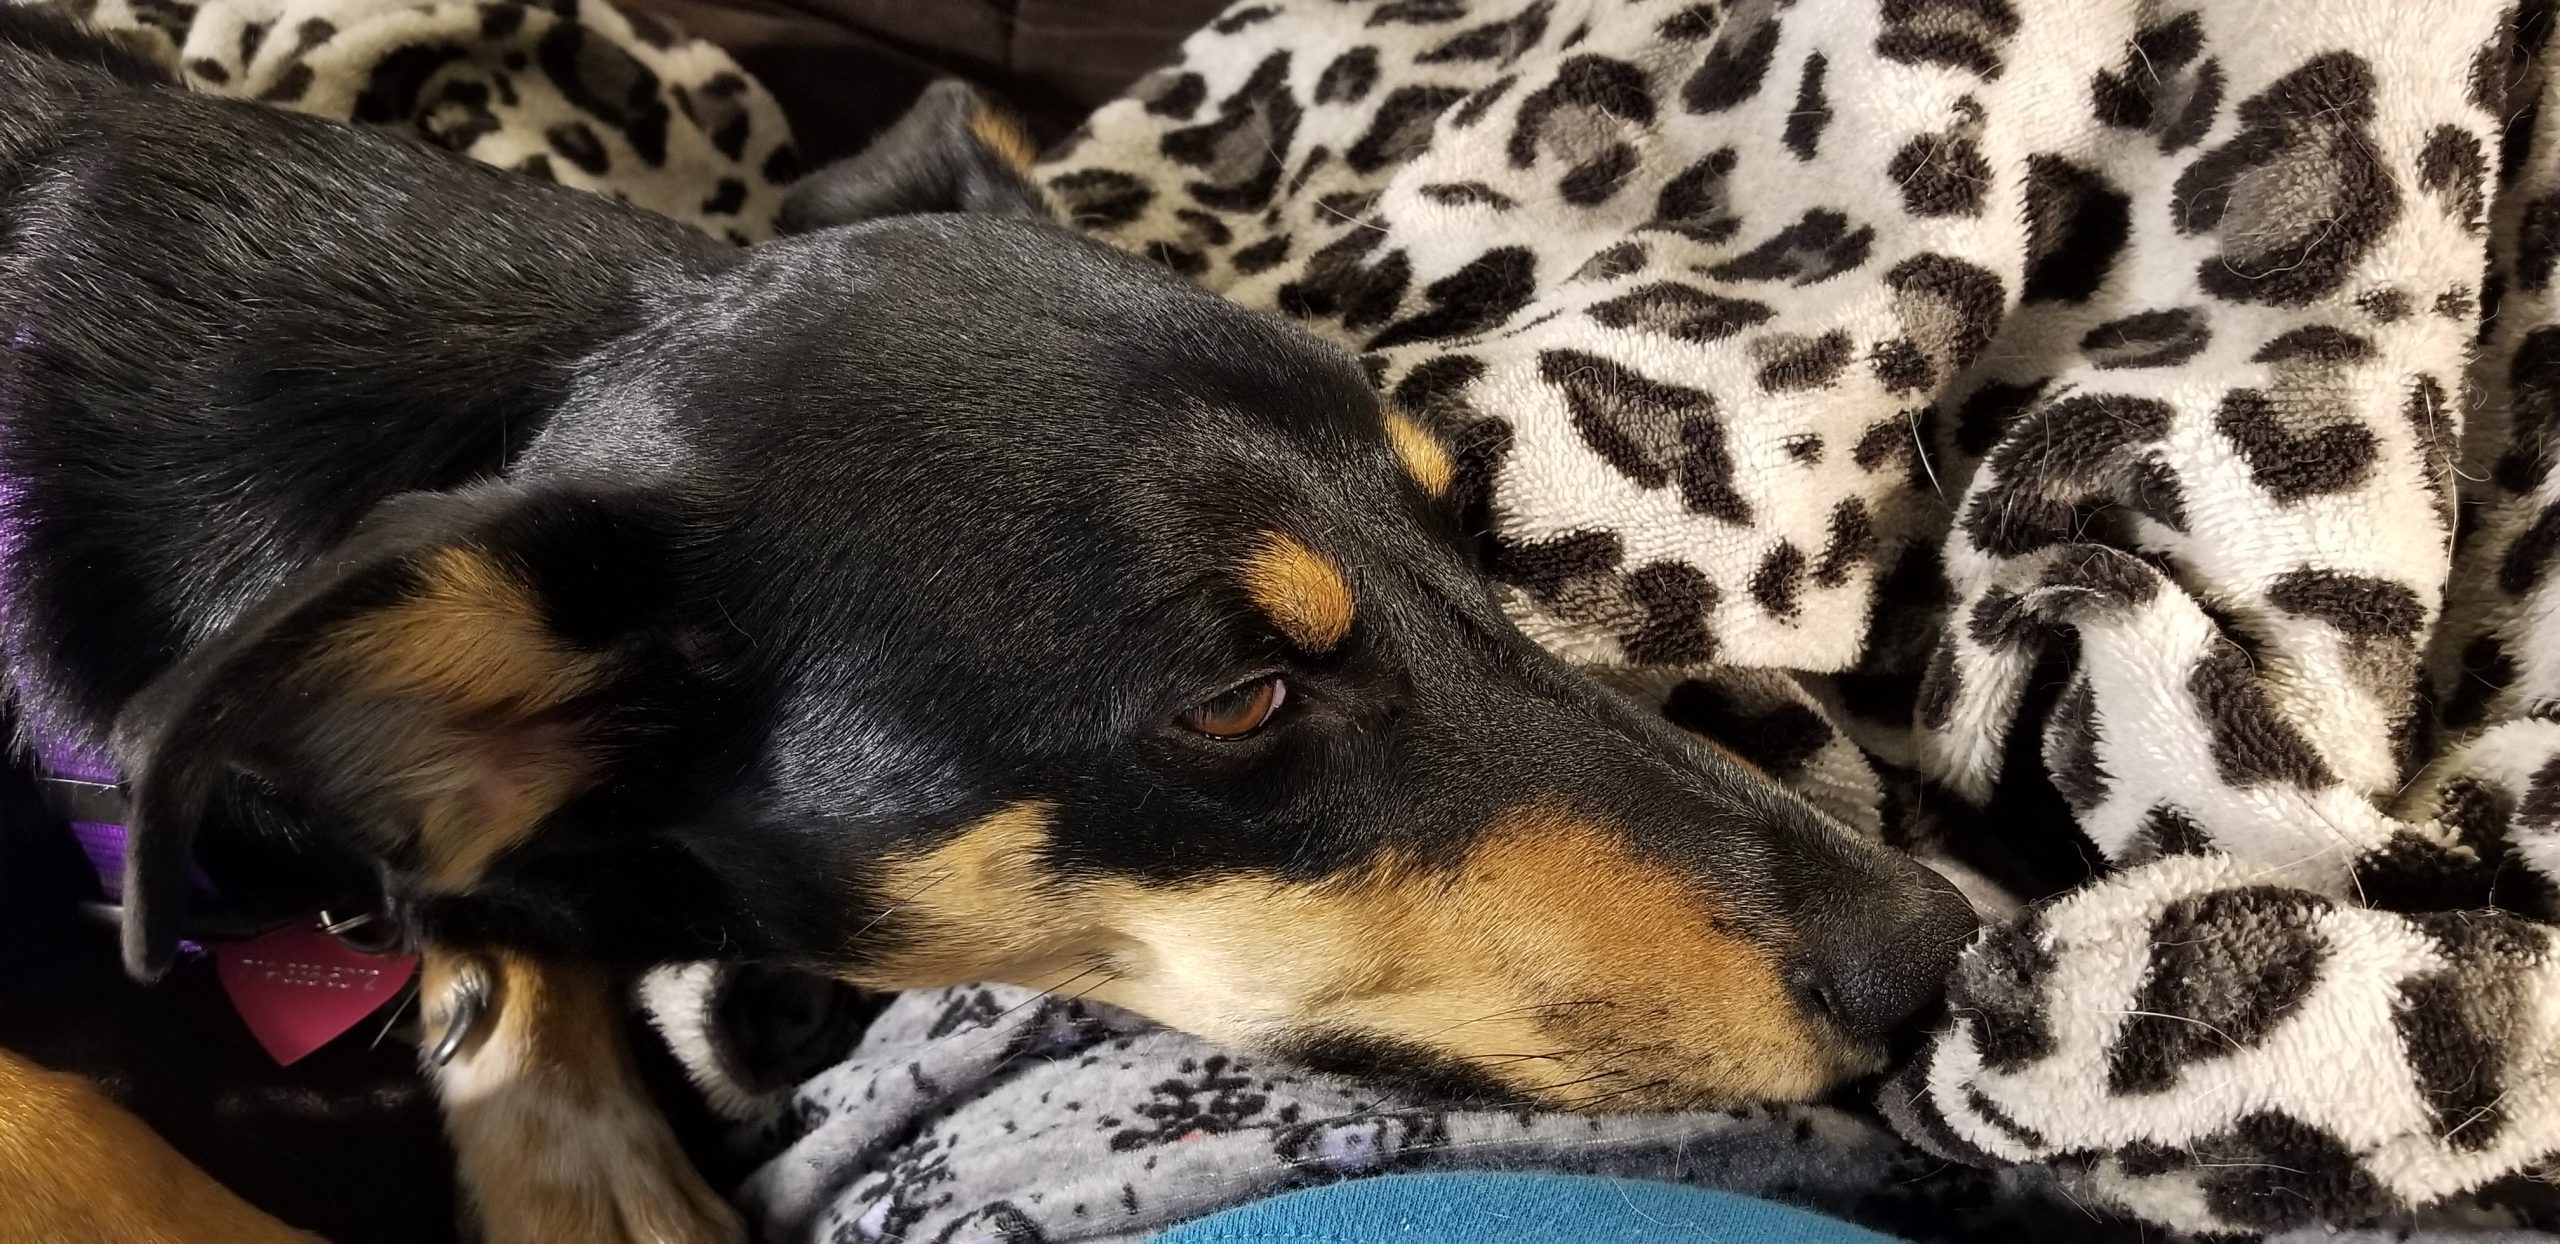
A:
[1788, 865, 1980, 1046]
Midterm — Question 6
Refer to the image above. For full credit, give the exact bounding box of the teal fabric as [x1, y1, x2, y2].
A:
[1153, 1173, 1908, 1243]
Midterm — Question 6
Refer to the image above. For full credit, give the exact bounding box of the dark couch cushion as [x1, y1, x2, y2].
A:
[618, 0, 1226, 165]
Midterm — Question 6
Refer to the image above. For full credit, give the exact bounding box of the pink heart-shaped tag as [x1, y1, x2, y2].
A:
[213, 925, 418, 1066]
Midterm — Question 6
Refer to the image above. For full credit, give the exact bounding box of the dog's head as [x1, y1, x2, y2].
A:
[108, 83, 1974, 1109]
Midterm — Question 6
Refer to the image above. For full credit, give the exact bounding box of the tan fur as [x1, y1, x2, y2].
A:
[1383, 411, 1455, 497]
[324, 548, 607, 712]
[1238, 533, 1358, 652]
[427, 950, 743, 1244]
[965, 100, 1040, 172]
[854, 802, 1086, 988]
[0, 1046, 322, 1243]
[314, 548, 609, 890]
[856, 802, 1842, 1107]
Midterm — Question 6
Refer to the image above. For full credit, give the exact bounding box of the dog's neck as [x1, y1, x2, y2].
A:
[0, 42, 738, 959]
[0, 84, 731, 744]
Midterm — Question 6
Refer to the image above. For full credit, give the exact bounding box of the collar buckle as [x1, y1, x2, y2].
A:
[37, 774, 128, 825]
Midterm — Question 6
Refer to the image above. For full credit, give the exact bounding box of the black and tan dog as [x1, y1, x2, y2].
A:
[0, 9, 1977, 1241]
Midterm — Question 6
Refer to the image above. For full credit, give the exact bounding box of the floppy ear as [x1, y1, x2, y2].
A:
[108, 482, 704, 980]
[775, 79, 1049, 232]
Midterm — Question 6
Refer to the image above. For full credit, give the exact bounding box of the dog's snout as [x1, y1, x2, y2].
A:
[1786, 864, 1979, 1047]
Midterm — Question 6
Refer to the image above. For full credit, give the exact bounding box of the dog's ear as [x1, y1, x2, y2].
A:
[775, 79, 1048, 233]
[109, 481, 706, 980]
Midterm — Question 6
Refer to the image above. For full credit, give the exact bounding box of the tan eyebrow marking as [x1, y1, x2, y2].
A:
[1238, 532, 1357, 652]
[966, 100, 1040, 172]
[1384, 411, 1455, 497]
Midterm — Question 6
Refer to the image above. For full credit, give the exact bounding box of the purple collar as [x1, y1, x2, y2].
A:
[26, 703, 422, 1066]
[39, 734, 209, 928]
[46, 736, 142, 894]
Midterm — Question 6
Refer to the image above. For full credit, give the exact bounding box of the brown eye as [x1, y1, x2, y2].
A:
[1181, 677, 1287, 739]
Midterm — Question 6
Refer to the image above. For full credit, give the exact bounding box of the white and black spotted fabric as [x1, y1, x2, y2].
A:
[1002, 0, 2560, 1236]
[44, 0, 798, 241]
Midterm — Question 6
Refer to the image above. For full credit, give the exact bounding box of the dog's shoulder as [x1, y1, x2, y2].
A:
[0, 5, 172, 102]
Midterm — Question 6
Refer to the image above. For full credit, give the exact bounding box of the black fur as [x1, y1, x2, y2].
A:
[0, 9, 1974, 1230]
[774, 78, 1049, 230]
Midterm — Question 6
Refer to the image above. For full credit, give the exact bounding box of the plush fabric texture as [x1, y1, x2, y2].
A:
[726, 982, 2548, 1243]
[1152, 1172, 1908, 1244]
[733, 982, 2125, 1244]
[1016, 0, 2560, 1236]
[52, 0, 799, 241]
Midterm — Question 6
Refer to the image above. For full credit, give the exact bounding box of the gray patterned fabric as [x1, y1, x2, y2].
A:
[734, 983, 2098, 1244]
[727, 982, 2556, 1243]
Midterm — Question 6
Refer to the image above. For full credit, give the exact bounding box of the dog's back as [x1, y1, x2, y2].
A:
[0, 7, 167, 120]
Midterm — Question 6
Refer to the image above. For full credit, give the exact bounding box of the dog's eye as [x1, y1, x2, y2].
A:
[1181, 677, 1287, 739]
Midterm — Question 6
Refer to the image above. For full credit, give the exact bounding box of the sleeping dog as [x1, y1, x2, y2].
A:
[0, 8, 1978, 1241]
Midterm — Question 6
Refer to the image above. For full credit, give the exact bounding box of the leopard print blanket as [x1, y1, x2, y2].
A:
[51, 0, 797, 240]
[1030, 0, 2560, 1236]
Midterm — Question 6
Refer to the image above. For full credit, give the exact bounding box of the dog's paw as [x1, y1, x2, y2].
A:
[447, 1092, 745, 1244]
[427, 951, 746, 1244]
